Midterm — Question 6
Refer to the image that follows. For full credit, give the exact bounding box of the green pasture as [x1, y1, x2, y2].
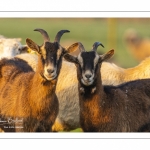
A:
[0, 18, 150, 132]
[1, 18, 150, 68]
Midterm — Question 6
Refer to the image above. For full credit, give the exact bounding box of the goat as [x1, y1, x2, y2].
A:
[124, 28, 150, 62]
[0, 28, 78, 132]
[64, 42, 150, 132]
[14, 47, 150, 131]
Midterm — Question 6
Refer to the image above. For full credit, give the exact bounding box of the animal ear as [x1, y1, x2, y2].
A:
[64, 53, 78, 64]
[99, 49, 114, 62]
[63, 42, 80, 54]
[26, 38, 40, 54]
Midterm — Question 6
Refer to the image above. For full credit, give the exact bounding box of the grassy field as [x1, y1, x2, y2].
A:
[1, 18, 150, 68]
[1, 18, 150, 132]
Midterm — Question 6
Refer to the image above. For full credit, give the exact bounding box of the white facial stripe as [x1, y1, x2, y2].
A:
[77, 53, 83, 67]
[94, 54, 100, 68]
[57, 47, 63, 61]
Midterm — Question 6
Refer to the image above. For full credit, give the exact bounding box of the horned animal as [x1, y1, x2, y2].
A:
[0, 28, 78, 132]
[13, 46, 150, 131]
[64, 42, 150, 132]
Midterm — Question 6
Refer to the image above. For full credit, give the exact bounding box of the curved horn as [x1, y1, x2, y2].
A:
[92, 42, 104, 51]
[54, 30, 70, 43]
[34, 28, 50, 42]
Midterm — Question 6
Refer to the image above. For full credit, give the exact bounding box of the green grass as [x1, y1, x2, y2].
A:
[1, 18, 150, 68]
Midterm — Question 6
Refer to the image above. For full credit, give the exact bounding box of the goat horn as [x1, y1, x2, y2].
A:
[34, 28, 50, 42]
[92, 42, 104, 51]
[54, 30, 70, 43]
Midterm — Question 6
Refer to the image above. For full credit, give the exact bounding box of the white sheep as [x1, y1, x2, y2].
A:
[0, 36, 27, 59]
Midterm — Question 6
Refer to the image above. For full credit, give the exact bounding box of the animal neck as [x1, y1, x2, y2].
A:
[36, 55, 44, 75]
[29, 55, 58, 117]
[78, 67, 108, 131]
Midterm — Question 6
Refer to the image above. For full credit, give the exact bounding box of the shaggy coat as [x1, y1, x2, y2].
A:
[14, 50, 150, 131]
[0, 37, 27, 59]
[64, 42, 150, 132]
[0, 29, 78, 132]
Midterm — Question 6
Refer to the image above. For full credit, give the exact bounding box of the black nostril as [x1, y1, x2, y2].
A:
[85, 74, 92, 79]
[47, 69, 54, 74]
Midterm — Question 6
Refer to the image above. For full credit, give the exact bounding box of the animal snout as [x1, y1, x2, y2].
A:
[47, 69, 55, 74]
[85, 74, 92, 79]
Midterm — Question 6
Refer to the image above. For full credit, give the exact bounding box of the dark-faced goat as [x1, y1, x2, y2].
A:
[64, 42, 150, 132]
[0, 28, 78, 132]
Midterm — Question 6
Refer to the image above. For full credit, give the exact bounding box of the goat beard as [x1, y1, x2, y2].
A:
[40, 72, 57, 82]
[44, 73, 57, 81]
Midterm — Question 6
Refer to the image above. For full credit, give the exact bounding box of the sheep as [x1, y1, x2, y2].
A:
[14, 45, 150, 131]
[64, 42, 150, 132]
[124, 28, 150, 62]
[0, 38, 21, 59]
[0, 28, 79, 132]
[0, 36, 28, 59]
[0, 35, 5, 39]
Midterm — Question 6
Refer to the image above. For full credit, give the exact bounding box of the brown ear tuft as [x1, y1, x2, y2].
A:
[108, 49, 114, 54]
[64, 42, 79, 54]
[106, 49, 114, 59]
[100, 49, 115, 62]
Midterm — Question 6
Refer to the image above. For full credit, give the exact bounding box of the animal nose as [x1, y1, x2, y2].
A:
[18, 47, 21, 52]
[47, 69, 54, 74]
[85, 74, 92, 79]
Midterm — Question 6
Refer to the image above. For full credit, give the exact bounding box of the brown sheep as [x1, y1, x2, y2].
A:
[64, 42, 150, 132]
[124, 28, 150, 62]
[0, 28, 78, 132]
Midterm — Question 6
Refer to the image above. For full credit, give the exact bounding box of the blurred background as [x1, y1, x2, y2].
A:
[1, 18, 150, 68]
[1, 18, 150, 132]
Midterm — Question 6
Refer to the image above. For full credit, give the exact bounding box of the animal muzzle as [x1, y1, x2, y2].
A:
[44, 66, 57, 80]
[81, 71, 94, 86]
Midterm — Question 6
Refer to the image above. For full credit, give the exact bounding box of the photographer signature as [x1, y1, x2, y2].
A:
[0, 117, 23, 125]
